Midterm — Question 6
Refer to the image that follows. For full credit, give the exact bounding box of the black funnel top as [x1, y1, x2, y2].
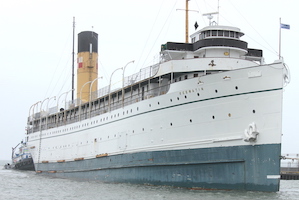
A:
[78, 31, 98, 53]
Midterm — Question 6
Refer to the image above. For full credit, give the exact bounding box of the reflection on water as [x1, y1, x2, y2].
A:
[1, 160, 299, 200]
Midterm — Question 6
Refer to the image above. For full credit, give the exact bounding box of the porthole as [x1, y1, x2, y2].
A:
[228, 113, 231, 117]
[158, 102, 160, 105]
[170, 123, 173, 126]
[149, 104, 151, 107]
[212, 116, 215, 119]
[190, 119, 192, 123]
[170, 99, 172, 102]
[197, 93, 200, 96]
[215, 90, 218, 93]
[185, 95, 187, 99]
[253, 110, 256, 114]
[235, 86, 238, 90]
[177, 97, 179, 100]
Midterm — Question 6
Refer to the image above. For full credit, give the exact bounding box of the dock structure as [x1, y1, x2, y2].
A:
[281, 154, 299, 180]
[281, 172, 299, 180]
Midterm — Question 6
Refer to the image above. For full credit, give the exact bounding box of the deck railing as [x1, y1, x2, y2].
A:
[28, 64, 162, 133]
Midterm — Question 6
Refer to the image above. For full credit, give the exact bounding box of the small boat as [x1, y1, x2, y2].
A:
[3, 163, 12, 169]
[12, 141, 35, 170]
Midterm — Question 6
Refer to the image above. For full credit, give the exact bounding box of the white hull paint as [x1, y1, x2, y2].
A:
[28, 63, 284, 163]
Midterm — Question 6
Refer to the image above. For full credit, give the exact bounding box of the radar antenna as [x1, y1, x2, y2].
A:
[202, 12, 219, 26]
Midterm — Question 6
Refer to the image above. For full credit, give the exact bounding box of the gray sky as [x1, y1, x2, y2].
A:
[0, 0, 297, 160]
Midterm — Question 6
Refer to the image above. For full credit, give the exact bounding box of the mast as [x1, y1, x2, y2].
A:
[217, 0, 220, 24]
[177, 0, 198, 43]
[72, 17, 75, 101]
[185, 0, 189, 43]
[279, 18, 282, 60]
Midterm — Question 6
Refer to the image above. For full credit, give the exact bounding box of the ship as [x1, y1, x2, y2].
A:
[25, 6, 289, 192]
[11, 141, 35, 170]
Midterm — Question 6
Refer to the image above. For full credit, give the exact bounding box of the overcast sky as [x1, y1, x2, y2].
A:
[0, 0, 297, 160]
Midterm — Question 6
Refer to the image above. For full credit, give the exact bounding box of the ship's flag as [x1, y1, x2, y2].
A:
[194, 21, 198, 30]
[280, 23, 290, 29]
[278, 19, 290, 59]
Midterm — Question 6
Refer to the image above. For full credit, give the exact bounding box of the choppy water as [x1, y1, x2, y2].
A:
[1, 160, 299, 200]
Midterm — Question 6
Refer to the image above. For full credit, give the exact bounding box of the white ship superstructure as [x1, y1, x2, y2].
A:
[26, 21, 289, 192]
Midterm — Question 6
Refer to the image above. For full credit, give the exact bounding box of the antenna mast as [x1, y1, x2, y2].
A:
[72, 17, 75, 101]
[217, 0, 220, 24]
[177, 0, 198, 43]
[185, 0, 189, 43]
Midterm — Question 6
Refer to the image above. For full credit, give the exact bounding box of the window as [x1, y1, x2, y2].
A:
[218, 30, 223, 36]
[199, 33, 204, 40]
[224, 31, 229, 37]
[212, 30, 217, 36]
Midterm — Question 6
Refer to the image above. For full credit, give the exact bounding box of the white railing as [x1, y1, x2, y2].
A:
[27, 63, 161, 133]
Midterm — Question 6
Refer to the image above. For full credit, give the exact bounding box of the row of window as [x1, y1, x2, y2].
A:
[34, 73, 202, 130]
[43, 107, 258, 154]
[37, 83, 244, 139]
[192, 30, 242, 43]
[41, 87, 202, 136]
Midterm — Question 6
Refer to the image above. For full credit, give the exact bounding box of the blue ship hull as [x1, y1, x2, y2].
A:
[35, 143, 281, 192]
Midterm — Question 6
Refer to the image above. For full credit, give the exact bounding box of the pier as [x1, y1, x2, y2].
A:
[281, 154, 299, 180]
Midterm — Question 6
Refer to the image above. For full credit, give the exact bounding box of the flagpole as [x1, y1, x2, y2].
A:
[279, 17, 281, 60]
[72, 17, 75, 101]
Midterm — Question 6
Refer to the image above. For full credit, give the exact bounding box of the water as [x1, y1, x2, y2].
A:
[1, 160, 299, 200]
